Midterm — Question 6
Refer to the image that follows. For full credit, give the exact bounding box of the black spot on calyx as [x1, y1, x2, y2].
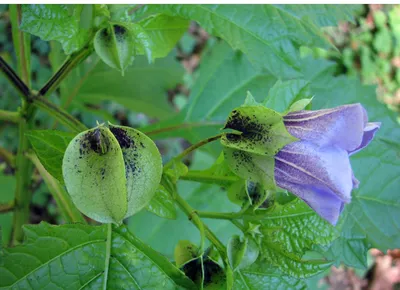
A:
[224, 109, 266, 143]
[113, 24, 127, 36]
[109, 127, 134, 149]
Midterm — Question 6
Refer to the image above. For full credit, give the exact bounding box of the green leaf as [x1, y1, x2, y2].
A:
[221, 106, 297, 156]
[256, 199, 337, 277]
[146, 185, 177, 219]
[234, 261, 306, 290]
[75, 52, 183, 119]
[288, 97, 313, 112]
[227, 235, 259, 270]
[20, 4, 91, 54]
[138, 14, 189, 59]
[26, 130, 76, 184]
[264, 79, 311, 113]
[62, 126, 128, 224]
[272, 5, 360, 27]
[165, 160, 188, 183]
[141, 5, 335, 79]
[0, 223, 194, 289]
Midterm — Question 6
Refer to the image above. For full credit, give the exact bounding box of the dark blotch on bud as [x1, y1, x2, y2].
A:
[110, 127, 135, 149]
[113, 24, 127, 37]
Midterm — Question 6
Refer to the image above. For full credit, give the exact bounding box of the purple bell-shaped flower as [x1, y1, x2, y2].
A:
[275, 104, 380, 225]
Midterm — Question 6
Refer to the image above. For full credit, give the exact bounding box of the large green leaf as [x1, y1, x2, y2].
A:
[234, 261, 306, 290]
[139, 14, 189, 59]
[20, 5, 91, 54]
[140, 5, 355, 78]
[75, 53, 183, 119]
[272, 5, 360, 27]
[256, 199, 336, 278]
[0, 223, 194, 289]
[26, 130, 76, 184]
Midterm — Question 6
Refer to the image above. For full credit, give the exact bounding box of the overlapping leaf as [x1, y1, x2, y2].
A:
[255, 199, 337, 277]
[140, 5, 359, 79]
[20, 4, 91, 54]
[0, 223, 194, 289]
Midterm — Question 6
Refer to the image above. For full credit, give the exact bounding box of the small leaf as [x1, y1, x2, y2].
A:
[165, 160, 188, 183]
[62, 125, 128, 224]
[0, 222, 195, 289]
[26, 130, 75, 184]
[288, 97, 314, 113]
[242, 91, 261, 106]
[221, 106, 297, 157]
[263, 79, 311, 113]
[94, 23, 134, 74]
[146, 185, 177, 219]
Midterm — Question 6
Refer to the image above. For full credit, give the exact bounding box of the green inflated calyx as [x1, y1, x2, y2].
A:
[62, 123, 162, 224]
[221, 98, 298, 190]
[94, 23, 134, 75]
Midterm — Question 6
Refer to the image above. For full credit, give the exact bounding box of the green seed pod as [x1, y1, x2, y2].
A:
[62, 123, 162, 224]
[94, 23, 134, 74]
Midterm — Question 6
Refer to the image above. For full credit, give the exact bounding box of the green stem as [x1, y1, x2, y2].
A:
[0, 110, 21, 123]
[39, 47, 92, 97]
[11, 116, 33, 244]
[174, 192, 226, 256]
[103, 223, 112, 290]
[27, 152, 86, 224]
[197, 210, 243, 220]
[10, 5, 30, 87]
[164, 133, 225, 170]
[143, 121, 224, 137]
[0, 202, 14, 213]
[180, 171, 238, 185]
[33, 96, 87, 133]
[9, 5, 33, 245]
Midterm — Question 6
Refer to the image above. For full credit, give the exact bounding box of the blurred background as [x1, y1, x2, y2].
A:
[0, 4, 399, 289]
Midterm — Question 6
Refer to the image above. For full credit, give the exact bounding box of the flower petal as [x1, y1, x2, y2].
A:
[283, 104, 366, 151]
[274, 171, 345, 225]
[349, 122, 381, 155]
[275, 140, 353, 203]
